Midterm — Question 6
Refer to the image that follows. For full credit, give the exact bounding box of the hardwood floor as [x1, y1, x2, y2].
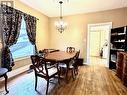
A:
[0, 58, 127, 95]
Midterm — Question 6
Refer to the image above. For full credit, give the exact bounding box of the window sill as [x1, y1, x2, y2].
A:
[14, 56, 30, 62]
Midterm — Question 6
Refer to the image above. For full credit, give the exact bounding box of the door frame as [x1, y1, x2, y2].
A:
[86, 22, 112, 67]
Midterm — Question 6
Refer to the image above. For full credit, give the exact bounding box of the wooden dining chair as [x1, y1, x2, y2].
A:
[0, 68, 9, 93]
[66, 47, 75, 53]
[38, 49, 49, 57]
[59, 50, 80, 80]
[59, 58, 76, 81]
[31, 55, 60, 95]
[72, 50, 80, 76]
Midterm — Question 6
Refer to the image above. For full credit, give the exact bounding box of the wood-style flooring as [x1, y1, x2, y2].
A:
[0, 57, 127, 95]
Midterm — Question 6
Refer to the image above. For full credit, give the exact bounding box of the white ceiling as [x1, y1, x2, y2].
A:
[20, 0, 127, 17]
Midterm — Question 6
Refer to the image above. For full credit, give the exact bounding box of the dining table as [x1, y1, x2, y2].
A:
[44, 51, 77, 82]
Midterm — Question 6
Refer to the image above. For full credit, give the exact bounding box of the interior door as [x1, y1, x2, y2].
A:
[90, 31, 100, 57]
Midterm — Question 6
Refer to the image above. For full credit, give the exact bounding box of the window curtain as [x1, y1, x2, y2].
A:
[24, 14, 37, 54]
[1, 5, 22, 71]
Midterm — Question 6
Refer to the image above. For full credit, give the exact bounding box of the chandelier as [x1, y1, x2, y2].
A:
[55, 1, 67, 33]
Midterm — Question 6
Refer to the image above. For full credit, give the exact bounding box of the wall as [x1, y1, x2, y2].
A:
[1, 1, 127, 68]
[0, 0, 49, 69]
[49, 7, 127, 62]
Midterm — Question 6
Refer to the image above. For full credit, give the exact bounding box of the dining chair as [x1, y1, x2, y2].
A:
[72, 50, 80, 76]
[59, 50, 80, 81]
[30, 55, 60, 95]
[59, 58, 76, 81]
[66, 47, 75, 53]
[38, 49, 49, 57]
[0, 68, 9, 93]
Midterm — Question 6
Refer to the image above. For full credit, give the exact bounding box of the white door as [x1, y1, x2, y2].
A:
[90, 31, 100, 57]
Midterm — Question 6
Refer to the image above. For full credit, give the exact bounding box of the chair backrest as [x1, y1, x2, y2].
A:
[73, 50, 80, 67]
[31, 55, 58, 78]
[66, 47, 75, 53]
[31, 55, 48, 76]
[76, 50, 80, 59]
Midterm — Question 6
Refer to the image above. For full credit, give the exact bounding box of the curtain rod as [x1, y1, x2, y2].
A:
[22, 12, 39, 20]
[1, 4, 39, 20]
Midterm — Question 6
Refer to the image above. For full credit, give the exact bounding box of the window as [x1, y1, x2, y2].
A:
[10, 17, 35, 59]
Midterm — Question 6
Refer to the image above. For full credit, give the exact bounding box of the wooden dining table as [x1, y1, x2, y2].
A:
[44, 51, 77, 82]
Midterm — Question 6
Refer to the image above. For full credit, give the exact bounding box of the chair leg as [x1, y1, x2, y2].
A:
[65, 68, 69, 82]
[74, 68, 76, 75]
[74, 67, 78, 76]
[35, 75, 38, 91]
[76, 69, 78, 75]
[46, 79, 49, 95]
[4, 74, 9, 93]
[59, 67, 62, 77]
[58, 72, 60, 84]
[72, 69, 75, 80]
[76, 67, 79, 75]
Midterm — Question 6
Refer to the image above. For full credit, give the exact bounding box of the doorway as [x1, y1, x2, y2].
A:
[87, 22, 112, 67]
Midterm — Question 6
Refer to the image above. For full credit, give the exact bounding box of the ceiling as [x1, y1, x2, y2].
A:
[20, 0, 127, 17]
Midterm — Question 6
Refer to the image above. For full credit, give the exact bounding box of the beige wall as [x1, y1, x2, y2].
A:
[1, 1, 127, 68]
[4, 0, 50, 69]
[49, 7, 127, 62]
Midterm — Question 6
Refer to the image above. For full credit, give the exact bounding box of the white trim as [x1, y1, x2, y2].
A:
[14, 56, 30, 62]
[86, 22, 112, 67]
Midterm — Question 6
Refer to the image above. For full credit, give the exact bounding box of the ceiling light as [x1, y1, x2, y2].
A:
[55, 1, 67, 33]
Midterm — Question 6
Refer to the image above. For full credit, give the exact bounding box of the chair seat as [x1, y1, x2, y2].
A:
[37, 67, 58, 77]
[46, 67, 58, 76]
[0, 68, 9, 93]
[0, 68, 8, 76]
[59, 63, 74, 69]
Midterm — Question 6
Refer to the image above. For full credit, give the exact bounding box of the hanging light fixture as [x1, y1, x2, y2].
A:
[55, 1, 67, 33]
